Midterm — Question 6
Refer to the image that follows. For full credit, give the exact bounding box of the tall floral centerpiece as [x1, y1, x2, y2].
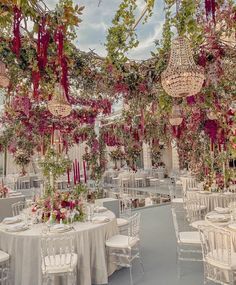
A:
[38, 146, 71, 195]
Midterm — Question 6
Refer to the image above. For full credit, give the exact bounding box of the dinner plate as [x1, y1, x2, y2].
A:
[5, 223, 29, 232]
[206, 213, 230, 222]
[215, 207, 230, 214]
[228, 223, 236, 231]
[50, 224, 72, 233]
[2, 216, 22, 225]
[92, 216, 110, 224]
[94, 206, 107, 213]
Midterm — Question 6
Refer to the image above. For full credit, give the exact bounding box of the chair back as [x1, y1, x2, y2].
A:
[12, 201, 25, 216]
[171, 207, 181, 243]
[185, 199, 203, 223]
[223, 194, 236, 208]
[128, 213, 141, 242]
[119, 198, 132, 218]
[186, 177, 197, 191]
[41, 234, 75, 272]
[199, 226, 232, 269]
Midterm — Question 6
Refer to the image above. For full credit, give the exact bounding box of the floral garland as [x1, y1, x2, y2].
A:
[0, 0, 235, 184]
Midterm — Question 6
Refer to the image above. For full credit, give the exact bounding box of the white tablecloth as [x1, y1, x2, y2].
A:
[0, 210, 118, 285]
[187, 191, 236, 212]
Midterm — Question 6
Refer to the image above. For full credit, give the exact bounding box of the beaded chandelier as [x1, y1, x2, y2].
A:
[48, 83, 72, 117]
[169, 105, 183, 126]
[0, 61, 9, 88]
[161, 36, 205, 98]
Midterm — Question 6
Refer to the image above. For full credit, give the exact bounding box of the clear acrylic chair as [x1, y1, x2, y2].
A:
[185, 199, 208, 229]
[186, 177, 197, 191]
[41, 234, 77, 285]
[106, 213, 143, 285]
[117, 198, 132, 233]
[11, 201, 26, 216]
[0, 250, 10, 285]
[171, 207, 202, 278]
[199, 225, 236, 285]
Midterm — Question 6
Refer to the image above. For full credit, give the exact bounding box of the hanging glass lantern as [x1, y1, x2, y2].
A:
[169, 105, 183, 126]
[0, 61, 9, 88]
[161, 36, 205, 98]
[48, 83, 72, 117]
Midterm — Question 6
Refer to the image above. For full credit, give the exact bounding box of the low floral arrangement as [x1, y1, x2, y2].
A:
[0, 185, 8, 198]
[32, 184, 88, 223]
[109, 148, 126, 161]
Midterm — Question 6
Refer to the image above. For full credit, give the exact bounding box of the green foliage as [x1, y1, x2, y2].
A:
[39, 147, 71, 184]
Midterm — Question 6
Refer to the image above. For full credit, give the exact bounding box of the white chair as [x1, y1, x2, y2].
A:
[185, 199, 208, 229]
[0, 250, 10, 285]
[186, 177, 197, 191]
[149, 178, 159, 192]
[169, 185, 184, 204]
[12, 201, 25, 216]
[41, 234, 77, 285]
[106, 213, 143, 285]
[199, 225, 236, 285]
[134, 177, 145, 188]
[117, 198, 132, 230]
[171, 207, 202, 278]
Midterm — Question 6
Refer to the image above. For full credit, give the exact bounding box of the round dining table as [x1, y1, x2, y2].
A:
[0, 210, 118, 285]
[205, 210, 236, 251]
[187, 190, 236, 212]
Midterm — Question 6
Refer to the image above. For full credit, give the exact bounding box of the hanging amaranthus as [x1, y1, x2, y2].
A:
[37, 17, 50, 70]
[205, 0, 216, 24]
[54, 26, 69, 101]
[12, 6, 22, 57]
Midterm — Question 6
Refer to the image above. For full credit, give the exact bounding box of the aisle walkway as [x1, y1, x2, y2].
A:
[108, 205, 205, 285]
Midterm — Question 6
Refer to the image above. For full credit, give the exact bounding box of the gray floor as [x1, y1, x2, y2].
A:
[108, 205, 206, 285]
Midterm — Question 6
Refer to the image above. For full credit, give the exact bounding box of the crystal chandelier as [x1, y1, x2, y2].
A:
[161, 36, 205, 98]
[169, 105, 183, 126]
[0, 61, 9, 88]
[48, 83, 72, 117]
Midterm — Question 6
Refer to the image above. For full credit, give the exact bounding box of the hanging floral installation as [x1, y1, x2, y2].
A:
[0, 0, 235, 188]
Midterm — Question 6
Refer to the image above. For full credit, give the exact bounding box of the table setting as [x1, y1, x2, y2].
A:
[0, 182, 118, 285]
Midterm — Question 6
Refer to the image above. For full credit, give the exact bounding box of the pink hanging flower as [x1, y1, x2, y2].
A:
[138, 83, 147, 93]
[186, 96, 196, 105]
[114, 82, 129, 94]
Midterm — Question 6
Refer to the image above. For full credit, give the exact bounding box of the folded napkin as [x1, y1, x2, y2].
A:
[207, 214, 229, 222]
[92, 216, 110, 224]
[5, 222, 28, 232]
[9, 192, 22, 196]
[3, 216, 22, 224]
[215, 207, 230, 214]
[50, 224, 72, 233]
[94, 206, 107, 213]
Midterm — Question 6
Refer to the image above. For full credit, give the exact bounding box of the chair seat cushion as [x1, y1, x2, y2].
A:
[190, 220, 208, 230]
[106, 234, 139, 249]
[0, 250, 9, 263]
[42, 253, 78, 274]
[179, 231, 201, 244]
[172, 198, 183, 203]
[117, 218, 129, 227]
